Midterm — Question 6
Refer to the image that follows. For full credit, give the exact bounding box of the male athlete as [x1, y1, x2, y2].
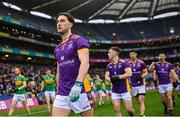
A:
[8, 67, 31, 116]
[94, 74, 104, 106]
[105, 47, 134, 116]
[149, 53, 180, 115]
[41, 69, 56, 114]
[127, 51, 148, 116]
[53, 12, 92, 116]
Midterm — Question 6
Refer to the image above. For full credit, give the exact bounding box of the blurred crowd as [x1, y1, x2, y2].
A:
[0, 62, 156, 97]
[0, 62, 56, 104]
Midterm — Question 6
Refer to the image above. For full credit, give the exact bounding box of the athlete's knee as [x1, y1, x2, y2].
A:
[167, 95, 172, 101]
[113, 105, 120, 112]
[126, 105, 134, 113]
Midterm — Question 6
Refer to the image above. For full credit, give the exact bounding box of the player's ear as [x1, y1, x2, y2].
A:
[70, 22, 73, 27]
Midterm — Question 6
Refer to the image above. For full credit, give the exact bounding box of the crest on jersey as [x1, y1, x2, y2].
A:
[68, 41, 73, 49]
[60, 56, 64, 61]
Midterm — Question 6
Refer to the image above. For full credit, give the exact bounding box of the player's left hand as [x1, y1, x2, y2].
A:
[69, 81, 82, 102]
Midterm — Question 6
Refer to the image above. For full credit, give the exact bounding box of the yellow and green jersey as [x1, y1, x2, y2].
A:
[15, 75, 26, 94]
[42, 74, 56, 91]
[104, 80, 111, 91]
[94, 79, 103, 91]
[84, 76, 91, 92]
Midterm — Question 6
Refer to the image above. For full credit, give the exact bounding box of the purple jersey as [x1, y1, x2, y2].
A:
[175, 69, 180, 79]
[154, 62, 172, 85]
[106, 59, 131, 93]
[54, 34, 89, 96]
[127, 60, 147, 87]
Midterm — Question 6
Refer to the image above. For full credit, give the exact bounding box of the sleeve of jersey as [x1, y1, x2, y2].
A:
[106, 65, 110, 72]
[54, 47, 58, 61]
[22, 76, 26, 81]
[142, 62, 147, 69]
[169, 64, 173, 70]
[123, 61, 130, 69]
[75, 37, 89, 53]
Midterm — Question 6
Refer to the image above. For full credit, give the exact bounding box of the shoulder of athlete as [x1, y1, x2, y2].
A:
[71, 34, 81, 40]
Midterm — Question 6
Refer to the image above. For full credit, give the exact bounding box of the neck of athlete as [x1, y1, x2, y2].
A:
[131, 58, 137, 63]
[61, 29, 72, 42]
[112, 56, 119, 64]
[160, 60, 166, 64]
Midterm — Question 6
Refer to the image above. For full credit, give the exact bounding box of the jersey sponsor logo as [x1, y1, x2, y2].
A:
[158, 71, 168, 73]
[59, 59, 75, 66]
[15, 81, 22, 85]
[96, 82, 102, 85]
[45, 79, 54, 84]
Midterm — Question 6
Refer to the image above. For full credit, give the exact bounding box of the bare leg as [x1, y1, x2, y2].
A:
[8, 99, 18, 116]
[112, 99, 122, 116]
[52, 107, 71, 116]
[22, 100, 31, 116]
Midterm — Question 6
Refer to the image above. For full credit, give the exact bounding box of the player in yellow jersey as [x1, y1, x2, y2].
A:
[84, 74, 94, 114]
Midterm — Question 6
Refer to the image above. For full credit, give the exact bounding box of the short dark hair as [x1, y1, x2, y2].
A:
[129, 50, 137, 54]
[110, 46, 120, 54]
[159, 52, 166, 56]
[56, 12, 74, 24]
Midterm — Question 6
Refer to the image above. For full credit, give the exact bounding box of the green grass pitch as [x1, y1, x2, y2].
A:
[0, 90, 180, 116]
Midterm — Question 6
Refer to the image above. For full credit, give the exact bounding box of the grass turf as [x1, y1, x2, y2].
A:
[0, 90, 180, 116]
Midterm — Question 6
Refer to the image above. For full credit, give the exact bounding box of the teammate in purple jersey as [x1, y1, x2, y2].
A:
[105, 47, 134, 116]
[149, 53, 179, 116]
[127, 51, 148, 116]
[52, 12, 92, 116]
[174, 63, 180, 97]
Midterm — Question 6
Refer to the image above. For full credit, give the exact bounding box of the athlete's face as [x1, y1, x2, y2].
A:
[176, 65, 180, 70]
[159, 54, 166, 62]
[46, 70, 51, 75]
[56, 15, 73, 34]
[108, 49, 118, 60]
[14, 68, 20, 75]
[95, 75, 100, 79]
[129, 52, 137, 60]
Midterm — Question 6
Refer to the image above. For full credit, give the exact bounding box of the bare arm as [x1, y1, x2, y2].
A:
[105, 71, 111, 81]
[119, 67, 132, 79]
[41, 81, 44, 91]
[149, 62, 155, 71]
[141, 68, 148, 78]
[56, 62, 60, 90]
[76, 48, 89, 82]
[170, 69, 180, 83]
[153, 70, 157, 81]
